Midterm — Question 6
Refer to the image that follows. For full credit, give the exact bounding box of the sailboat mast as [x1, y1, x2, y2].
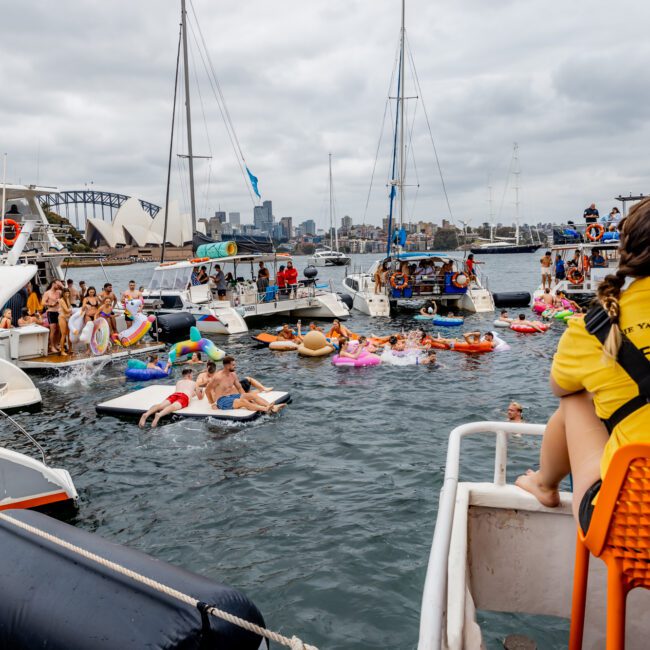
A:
[329, 153, 334, 251]
[181, 0, 197, 233]
[488, 182, 494, 242]
[398, 0, 406, 230]
[513, 142, 520, 246]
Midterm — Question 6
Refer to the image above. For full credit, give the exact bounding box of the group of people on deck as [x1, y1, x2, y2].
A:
[1, 277, 145, 356]
[192, 260, 299, 300]
[541, 248, 609, 290]
[374, 259, 457, 293]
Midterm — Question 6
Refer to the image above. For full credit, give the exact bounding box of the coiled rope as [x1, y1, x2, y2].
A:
[0, 512, 317, 650]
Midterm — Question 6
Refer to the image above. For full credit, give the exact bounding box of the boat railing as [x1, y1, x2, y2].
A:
[0, 409, 47, 465]
[418, 420, 545, 650]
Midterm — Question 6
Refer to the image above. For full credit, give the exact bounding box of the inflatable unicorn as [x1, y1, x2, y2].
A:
[112, 299, 155, 347]
[68, 308, 86, 343]
[168, 326, 225, 363]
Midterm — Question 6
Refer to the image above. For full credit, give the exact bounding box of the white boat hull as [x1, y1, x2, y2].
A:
[0, 359, 41, 409]
[341, 274, 391, 317]
[458, 287, 495, 313]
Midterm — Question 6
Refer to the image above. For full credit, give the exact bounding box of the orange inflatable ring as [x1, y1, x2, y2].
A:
[2, 219, 21, 246]
[450, 341, 493, 354]
[451, 272, 469, 289]
[585, 223, 604, 242]
[390, 272, 408, 290]
[567, 267, 584, 285]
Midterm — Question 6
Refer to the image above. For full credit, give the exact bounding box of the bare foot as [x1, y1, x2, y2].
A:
[515, 469, 560, 508]
[138, 416, 147, 428]
[271, 403, 287, 414]
[261, 386, 273, 392]
[151, 414, 161, 428]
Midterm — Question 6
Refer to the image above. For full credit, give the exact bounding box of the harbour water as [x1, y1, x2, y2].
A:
[13, 251, 571, 649]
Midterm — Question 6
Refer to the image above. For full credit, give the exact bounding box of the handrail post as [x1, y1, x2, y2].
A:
[493, 430, 508, 485]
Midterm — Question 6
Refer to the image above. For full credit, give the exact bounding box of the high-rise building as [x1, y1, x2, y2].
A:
[301, 219, 316, 236]
[279, 216, 293, 239]
[214, 211, 226, 224]
[253, 200, 274, 233]
[382, 216, 390, 233]
[341, 215, 353, 231]
[228, 212, 240, 226]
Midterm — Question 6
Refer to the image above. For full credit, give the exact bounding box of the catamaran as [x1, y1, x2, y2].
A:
[342, 0, 493, 316]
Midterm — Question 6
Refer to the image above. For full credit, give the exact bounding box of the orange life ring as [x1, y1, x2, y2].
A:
[451, 272, 469, 289]
[390, 272, 408, 290]
[585, 223, 604, 241]
[2, 219, 21, 246]
[189, 257, 210, 264]
[567, 267, 584, 285]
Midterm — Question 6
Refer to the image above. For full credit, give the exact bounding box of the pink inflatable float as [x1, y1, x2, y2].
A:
[331, 342, 381, 367]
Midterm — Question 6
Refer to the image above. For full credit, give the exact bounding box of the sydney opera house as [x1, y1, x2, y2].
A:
[84, 198, 199, 248]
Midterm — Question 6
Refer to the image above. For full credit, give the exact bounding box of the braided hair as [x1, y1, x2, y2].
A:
[596, 197, 650, 360]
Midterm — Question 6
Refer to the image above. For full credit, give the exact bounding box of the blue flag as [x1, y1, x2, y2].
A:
[246, 166, 261, 199]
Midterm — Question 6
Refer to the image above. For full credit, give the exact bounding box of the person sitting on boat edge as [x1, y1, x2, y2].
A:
[590, 247, 607, 268]
[207, 356, 285, 414]
[18, 307, 41, 327]
[515, 197, 650, 535]
[0, 308, 13, 329]
[138, 369, 201, 428]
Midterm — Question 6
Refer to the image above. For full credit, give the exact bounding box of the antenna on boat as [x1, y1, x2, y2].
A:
[1, 153, 6, 254]
[181, 0, 197, 234]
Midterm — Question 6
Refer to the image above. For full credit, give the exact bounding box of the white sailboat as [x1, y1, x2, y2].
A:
[343, 0, 493, 315]
[309, 154, 351, 267]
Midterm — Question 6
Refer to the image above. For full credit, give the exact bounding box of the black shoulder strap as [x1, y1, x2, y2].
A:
[585, 305, 650, 433]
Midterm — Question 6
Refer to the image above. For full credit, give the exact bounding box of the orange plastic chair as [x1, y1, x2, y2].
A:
[569, 443, 650, 650]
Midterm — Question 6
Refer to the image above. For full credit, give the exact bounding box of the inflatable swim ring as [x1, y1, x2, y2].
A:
[68, 308, 85, 343]
[510, 321, 549, 334]
[168, 326, 225, 363]
[532, 300, 547, 314]
[490, 332, 511, 352]
[332, 347, 381, 367]
[269, 340, 299, 351]
[378, 349, 422, 365]
[298, 331, 334, 357]
[89, 318, 110, 355]
[554, 309, 574, 320]
[449, 341, 493, 354]
[112, 299, 155, 347]
[414, 315, 464, 326]
[125, 359, 170, 381]
[493, 320, 511, 328]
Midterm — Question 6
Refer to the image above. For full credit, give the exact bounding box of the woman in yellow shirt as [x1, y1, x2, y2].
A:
[516, 198, 650, 533]
[26, 282, 42, 315]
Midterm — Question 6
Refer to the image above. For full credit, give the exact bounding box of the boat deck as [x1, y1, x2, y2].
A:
[18, 341, 165, 370]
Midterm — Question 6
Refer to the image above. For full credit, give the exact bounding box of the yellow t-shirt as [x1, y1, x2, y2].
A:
[27, 292, 42, 315]
[551, 277, 650, 479]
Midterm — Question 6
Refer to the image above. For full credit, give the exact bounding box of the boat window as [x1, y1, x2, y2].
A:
[148, 267, 192, 291]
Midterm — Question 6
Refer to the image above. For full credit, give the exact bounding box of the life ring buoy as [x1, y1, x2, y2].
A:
[567, 267, 584, 285]
[390, 272, 408, 290]
[451, 272, 469, 289]
[189, 257, 210, 264]
[2, 219, 22, 246]
[585, 223, 604, 241]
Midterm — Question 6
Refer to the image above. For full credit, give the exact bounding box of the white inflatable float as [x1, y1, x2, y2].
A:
[96, 385, 290, 422]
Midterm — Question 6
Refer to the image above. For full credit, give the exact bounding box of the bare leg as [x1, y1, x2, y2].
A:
[244, 392, 273, 408]
[233, 397, 271, 413]
[516, 392, 608, 519]
[139, 400, 169, 428]
[151, 401, 183, 427]
[248, 376, 271, 392]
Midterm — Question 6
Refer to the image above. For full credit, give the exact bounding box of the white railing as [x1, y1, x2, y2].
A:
[418, 420, 545, 650]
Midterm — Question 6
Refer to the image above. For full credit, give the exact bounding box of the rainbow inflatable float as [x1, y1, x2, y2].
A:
[112, 299, 155, 348]
[168, 326, 225, 363]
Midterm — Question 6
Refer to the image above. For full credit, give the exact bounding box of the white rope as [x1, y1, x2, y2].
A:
[0, 512, 318, 650]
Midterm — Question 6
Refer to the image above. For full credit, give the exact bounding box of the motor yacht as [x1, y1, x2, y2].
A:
[308, 247, 351, 267]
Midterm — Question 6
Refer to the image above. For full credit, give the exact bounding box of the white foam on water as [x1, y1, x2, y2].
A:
[46, 360, 113, 389]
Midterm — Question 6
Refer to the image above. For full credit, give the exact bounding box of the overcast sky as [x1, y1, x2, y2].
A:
[2, 0, 648, 229]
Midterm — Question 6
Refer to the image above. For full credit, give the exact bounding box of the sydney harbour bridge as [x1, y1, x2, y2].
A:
[40, 190, 161, 230]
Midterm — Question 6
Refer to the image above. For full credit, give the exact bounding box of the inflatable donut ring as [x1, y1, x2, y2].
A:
[90, 318, 110, 355]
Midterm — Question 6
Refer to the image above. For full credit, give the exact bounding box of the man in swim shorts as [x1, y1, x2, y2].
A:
[206, 356, 285, 414]
[540, 251, 553, 290]
[138, 368, 199, 428]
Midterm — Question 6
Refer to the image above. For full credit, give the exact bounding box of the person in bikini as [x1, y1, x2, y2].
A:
[82, 286, 100, 324]
[98, 296, 117, 333]
[207, 356, 285, 413]
[138, 368, 201, 428]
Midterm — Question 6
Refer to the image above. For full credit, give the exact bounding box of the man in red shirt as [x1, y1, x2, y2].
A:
[276, 264, 287, 296]
[284, 260, 298, 294]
